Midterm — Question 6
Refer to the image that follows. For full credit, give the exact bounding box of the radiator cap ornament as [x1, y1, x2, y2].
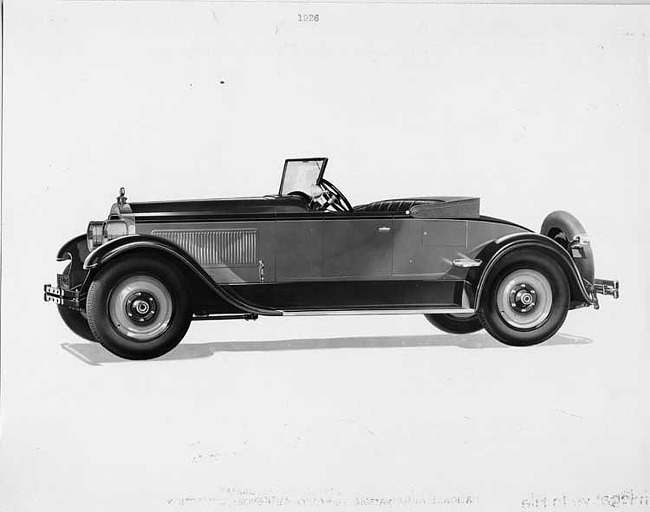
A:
[117, 187, 127, 206]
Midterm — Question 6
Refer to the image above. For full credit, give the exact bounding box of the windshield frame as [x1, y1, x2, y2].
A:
[278, 157, 328, 197]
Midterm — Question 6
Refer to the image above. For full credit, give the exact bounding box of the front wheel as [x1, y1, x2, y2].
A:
[57, 305, 97, 342]
[477, 250, 570, 347]
[86, 255, 192, 360]
[424, 313, 483, 334]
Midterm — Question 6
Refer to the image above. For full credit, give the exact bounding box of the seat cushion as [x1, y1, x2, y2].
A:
[353, 197, 480, 218]
[353, 198, 442, 214]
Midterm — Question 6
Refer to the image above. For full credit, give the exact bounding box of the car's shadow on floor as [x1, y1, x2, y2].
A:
[61, 332, 592, 366]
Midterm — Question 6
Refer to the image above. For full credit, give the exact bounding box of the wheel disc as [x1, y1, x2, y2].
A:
[496, 269, 552, 330]
[108, 275, 173, 341]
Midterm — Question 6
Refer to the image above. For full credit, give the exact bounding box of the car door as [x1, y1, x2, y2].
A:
[322, 214, 394, 278]
[280, 212, 393, 310]
[244, 212, 395, 311]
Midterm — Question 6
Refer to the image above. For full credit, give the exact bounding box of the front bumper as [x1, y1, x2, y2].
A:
[44, 274, 82, 309]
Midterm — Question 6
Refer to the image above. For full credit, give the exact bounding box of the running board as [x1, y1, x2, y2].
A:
[192, 313, 259, 321]
[191, 308, 476, 320]
[281, 308, 475, 316]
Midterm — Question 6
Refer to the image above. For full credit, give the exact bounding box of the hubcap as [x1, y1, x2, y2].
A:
[509, 283, 537, 313]
[496, 269, 552, 329]
[108, 275, 173, 341]
[125, 291, 158, 324]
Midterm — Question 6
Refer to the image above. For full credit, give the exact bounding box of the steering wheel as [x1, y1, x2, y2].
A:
[287, 191, 312, 205]
[317, 178, 353, 212]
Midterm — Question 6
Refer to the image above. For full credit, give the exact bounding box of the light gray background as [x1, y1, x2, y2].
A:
[1, 1, 649, 511]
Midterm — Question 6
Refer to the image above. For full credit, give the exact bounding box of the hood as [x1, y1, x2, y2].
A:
[127, 195, 308, 220]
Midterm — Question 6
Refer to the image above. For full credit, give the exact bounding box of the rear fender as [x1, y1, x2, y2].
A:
[83, 235, 281, 316]
[472, 233, 594, 308]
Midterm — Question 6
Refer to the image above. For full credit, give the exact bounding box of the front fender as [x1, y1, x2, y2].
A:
[57, 234, 88, 262]
[56, 234, 91, 289]
[83, 235, 281, 316]
[473, 232, 594, 308]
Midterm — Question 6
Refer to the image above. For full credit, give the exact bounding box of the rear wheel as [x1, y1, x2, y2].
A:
[86, 255, 192, 360]
[477, 250, 570, 347]
[425, 313, 483, 334]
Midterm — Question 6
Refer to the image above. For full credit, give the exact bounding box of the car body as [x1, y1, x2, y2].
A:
[44, 158, 619, 359]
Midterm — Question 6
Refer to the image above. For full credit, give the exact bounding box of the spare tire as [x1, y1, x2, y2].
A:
[540, 210, 594, 285]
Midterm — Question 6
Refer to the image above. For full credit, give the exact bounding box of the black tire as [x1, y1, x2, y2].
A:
[86, 255, 192, 360]
[477, 250, 570, 347]
[540, 210, 594, 284]
[57, 305, 98, 342]
[425, 313, 483, 334]
[57, 261, 98, 342]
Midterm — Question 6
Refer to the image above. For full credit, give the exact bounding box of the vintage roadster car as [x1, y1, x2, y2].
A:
[44, 158, 619, 360]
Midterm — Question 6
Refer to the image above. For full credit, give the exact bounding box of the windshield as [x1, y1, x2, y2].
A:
[279, 158, 327, 197]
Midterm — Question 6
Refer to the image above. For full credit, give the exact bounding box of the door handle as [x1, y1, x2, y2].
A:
[378, 226, 391, 233]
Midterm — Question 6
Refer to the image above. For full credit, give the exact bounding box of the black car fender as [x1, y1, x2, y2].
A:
[471, 232, 595, 309]
[83, 234, 281, 316]
[56, 234, 91, 289]
[57, 233, 88, 262]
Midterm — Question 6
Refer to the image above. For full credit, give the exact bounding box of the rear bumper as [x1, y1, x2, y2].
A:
[44, 274, 82, 309]
[589, 278, 619, 310]
[593, 278, 619, 299]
